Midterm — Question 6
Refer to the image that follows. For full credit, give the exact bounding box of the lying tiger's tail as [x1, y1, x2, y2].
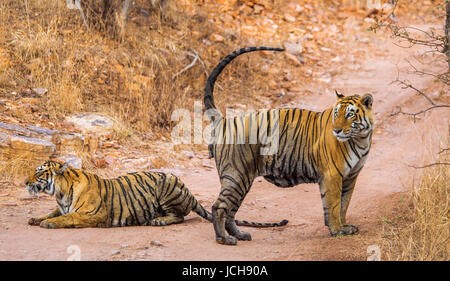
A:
[192, 198, 288, 228]
[203, 46, 284, 112]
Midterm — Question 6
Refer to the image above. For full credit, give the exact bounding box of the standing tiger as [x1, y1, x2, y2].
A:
[204, 47, 374, 245]
[25, 161, 287, 229]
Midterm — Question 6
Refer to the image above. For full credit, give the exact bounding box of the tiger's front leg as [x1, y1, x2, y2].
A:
[340, 176, 358, 231]
[39, 212, 106, 229]
[319, 175, 358, 236]
[28, 207, 61, 226]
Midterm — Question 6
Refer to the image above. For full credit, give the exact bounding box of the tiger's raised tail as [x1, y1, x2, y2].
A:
[203, 46, 284, 112]
[192, 198, 288, 228]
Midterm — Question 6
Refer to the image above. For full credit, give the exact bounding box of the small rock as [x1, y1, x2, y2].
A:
[111, 249, 121, 255]
[120, 244, 129, 248]
[211, 34, 224, 42]
[283, 14, 296, 22]
[58, 155, 82, 170]
[2, 203, 18, 207]
[202, 159, 215, 169]
[31, 88, 48, 96]
[283, 42, 303, 56]
[316, 73, 332, 84]
[137, 251, 147, 256]
[284, 52, 302, 66]
[21, 88, 32, 95]
[181, 150, 195, 159]
[150, 240, 163, 247]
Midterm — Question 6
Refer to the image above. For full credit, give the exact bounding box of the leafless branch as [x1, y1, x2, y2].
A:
[172, 52, 199, 80]
[391, 105, 450, 121]
[438, 148, 450, 154]
[190, 49, 224, 91]
[408, 162, 450, 169]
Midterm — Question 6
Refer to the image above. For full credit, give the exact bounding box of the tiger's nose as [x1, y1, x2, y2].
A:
[333, 129, 342, 134]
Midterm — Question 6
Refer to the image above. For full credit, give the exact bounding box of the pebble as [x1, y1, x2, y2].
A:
[111, 249, 121, 255]
[150, 240, 163, 247]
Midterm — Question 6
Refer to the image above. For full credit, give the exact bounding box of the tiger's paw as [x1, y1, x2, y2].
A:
[331, 224, 358, 236]
[28, 217, 42, 226]
[216, 235, 237, 245]
[342, 224, 358, 234]
[40, 220, 59, 229]
[234, 231, 252, 241]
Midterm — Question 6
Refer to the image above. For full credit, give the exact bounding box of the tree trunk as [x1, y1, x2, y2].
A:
[446, 0, 450, 70]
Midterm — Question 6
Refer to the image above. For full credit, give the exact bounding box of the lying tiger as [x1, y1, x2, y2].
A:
[26, 161, 288, 229]
[204, 47, 374, 245]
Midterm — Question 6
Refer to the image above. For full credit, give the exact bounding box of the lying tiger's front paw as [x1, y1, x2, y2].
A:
[40, 220, 58, 229]
[28, 217, 41, 226]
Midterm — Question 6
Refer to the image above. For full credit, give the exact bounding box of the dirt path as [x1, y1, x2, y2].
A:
[0, 27, 448, 261]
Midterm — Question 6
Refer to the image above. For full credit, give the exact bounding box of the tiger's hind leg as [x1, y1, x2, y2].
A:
[150, 213, 184, 226]
[225, 208, 252, 241]
[212, 176, 253, 245]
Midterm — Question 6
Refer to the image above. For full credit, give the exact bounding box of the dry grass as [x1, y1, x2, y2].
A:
[0, 154, 40, 181]
[382, 159, 449, 261]
[0, 0, 278, 138]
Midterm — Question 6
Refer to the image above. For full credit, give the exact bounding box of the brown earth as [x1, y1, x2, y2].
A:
[0, 22, 448, 260]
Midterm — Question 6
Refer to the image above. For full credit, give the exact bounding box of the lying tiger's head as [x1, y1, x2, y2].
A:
[332, 90, 374, 142]
[25, 161, 69, 196]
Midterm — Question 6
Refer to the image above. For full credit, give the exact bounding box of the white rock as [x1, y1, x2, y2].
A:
[111, 249, 121, 255]
[150, 240, 163, 247]
[65, 113, 115, 135]
[32, 88, 48, 95]
[283, 42, 303, 56]
[58, 155, 82, 169]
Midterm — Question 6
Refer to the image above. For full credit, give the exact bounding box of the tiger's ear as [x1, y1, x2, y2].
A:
[335, 90, 344, 99]
[55, 162, 69, 175]
[361, 93, 373, 109]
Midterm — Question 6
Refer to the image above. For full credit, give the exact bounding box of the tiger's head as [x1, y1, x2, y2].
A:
[332, 90, 374, 142]
[25, 161, 69, 196]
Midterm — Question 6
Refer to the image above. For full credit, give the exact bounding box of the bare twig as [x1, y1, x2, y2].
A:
[391, 105, 450, 121]
[172, 52, 199, 80]
[67, 0, 89, 30]
[405, 60, 450, 85]
[190, 49, 224, 91]
[438, 148, 450, 154]
[390, 77, 450, 121]
[408, 162, 450, 169]
[392, 79, 436, 105]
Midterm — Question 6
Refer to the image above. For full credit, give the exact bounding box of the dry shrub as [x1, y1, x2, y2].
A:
[0, 0, 280, 140]
[0, 154, 40, 181]
[382, 160, 449, 261]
